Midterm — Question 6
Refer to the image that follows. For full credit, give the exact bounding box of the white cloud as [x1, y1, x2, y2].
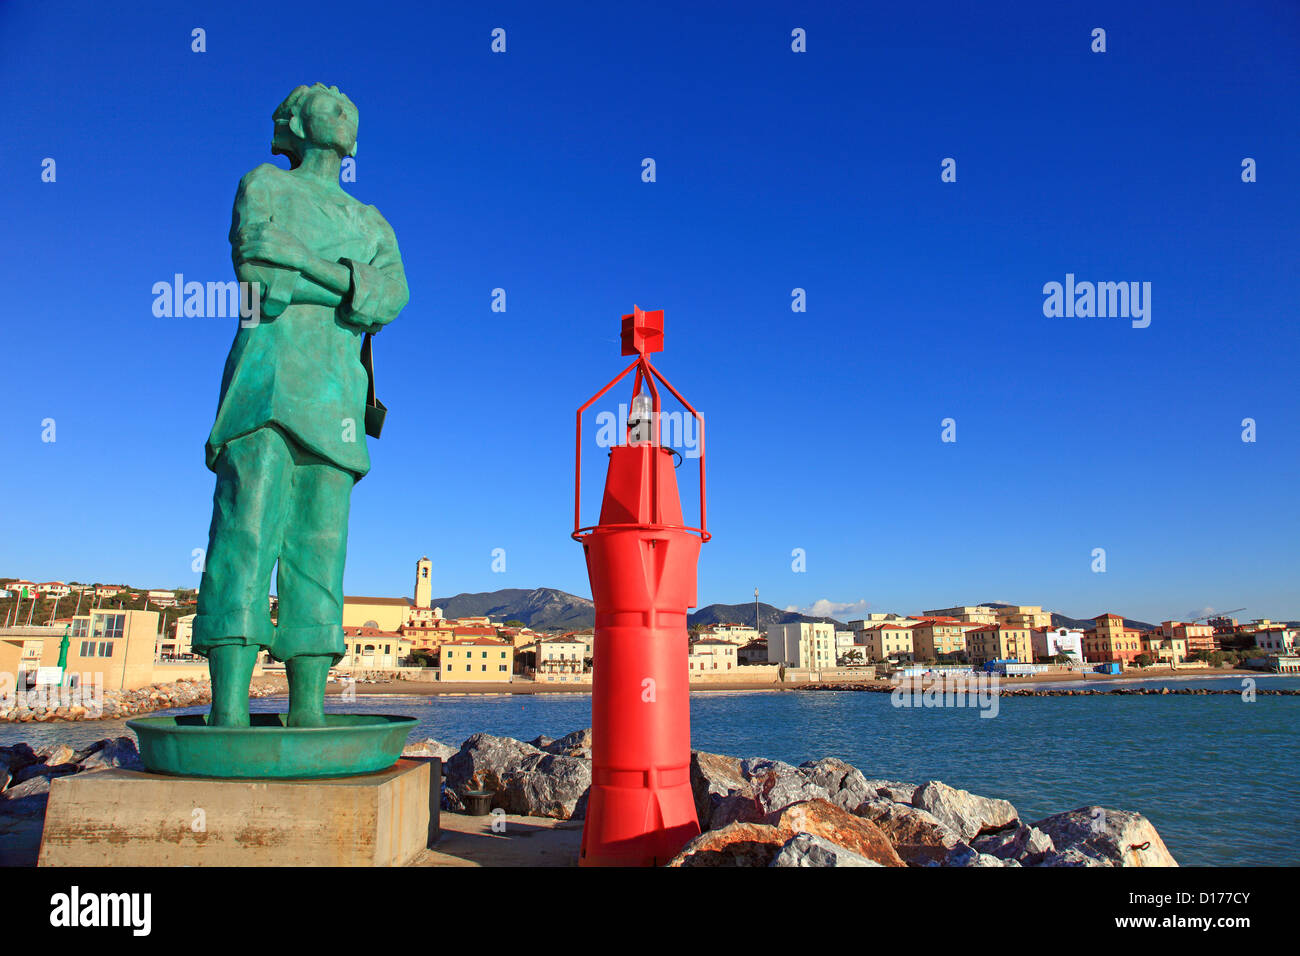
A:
[788, 598, 872, 620]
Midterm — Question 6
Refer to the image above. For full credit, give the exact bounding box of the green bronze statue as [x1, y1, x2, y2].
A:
[193, 84, 409, 727]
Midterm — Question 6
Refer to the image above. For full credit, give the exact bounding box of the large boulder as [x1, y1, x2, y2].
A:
[1032, 807, 1177, 867]
[0, 743, 38, 776]
[770, 832, 883, 867]
[798, 757, 872, 811]
[1037, 847, 1110, 867]
[79, 737, 144, 772]
[542, 728, 593, 758]
[855, 799, 965, 866]
[943, 844, 1016, 867]
[862, 779, 918, 804]
[1, 774, 52, 801]
[444, 733, 542, 803]
[912, 780, 1018, 841]
[744, 758, 832, 817]
[690, 751, 758, 830]
[764, 799, 905, 867]
[35, 743, 77, 767]
[500, 753, 591, 820]
[973, 823, 1055, 864]
[667, 822, 788, 867]
[402, 738, 457, 761]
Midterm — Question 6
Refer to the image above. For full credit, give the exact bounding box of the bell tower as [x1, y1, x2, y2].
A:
[414, 556, 433, 610]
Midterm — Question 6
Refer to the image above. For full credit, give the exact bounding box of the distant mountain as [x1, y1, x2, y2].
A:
[427, 590, 1168, 635]
[430, 588, 595, 631]
[688, 602, 844, 630]
[427, 589, 844, 632]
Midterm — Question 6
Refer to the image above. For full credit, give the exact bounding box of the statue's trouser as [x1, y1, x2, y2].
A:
[193, 425, 352, 724]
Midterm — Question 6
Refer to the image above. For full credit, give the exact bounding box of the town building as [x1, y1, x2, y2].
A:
[965, 624, 1035, 666]
[855, 623, 915, 662]
[0, 609, 160, 691]
[688, 639, 739, 675]
[340, 626, 412, 669]
[767, 622, 836, 669]
[439, 636, 513, 682]
[1032, 626, 1085, 662]
[922, 605, 998, 625]
[1141, 633, 1188, 665]
[696, 623, 760, 644]
[36, 582, 71, 599]
[533, 636, 586, 682]
[1254, 625, 1298, 655]
[158, 613, 197, 659]
[911, 618, 974, 662]
[1083, 614, 1144, 668]
[1157, 621, 1217, 655]
[994, 605, 1053, 629]
[145, 589, 178, 607]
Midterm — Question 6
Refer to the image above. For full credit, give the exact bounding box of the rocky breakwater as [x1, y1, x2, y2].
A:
[0, 736, 145, 864]
[0, 676, 289, 722]
[405, 731, 1178, 868]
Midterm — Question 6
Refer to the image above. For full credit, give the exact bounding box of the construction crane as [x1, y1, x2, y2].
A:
[1192, 607, 1246, 623]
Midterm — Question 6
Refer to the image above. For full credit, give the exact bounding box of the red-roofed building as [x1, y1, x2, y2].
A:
[1083, 614, 1144, 668]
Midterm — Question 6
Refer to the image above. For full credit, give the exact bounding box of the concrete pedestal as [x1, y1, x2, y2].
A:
[37, 758, 439, 867]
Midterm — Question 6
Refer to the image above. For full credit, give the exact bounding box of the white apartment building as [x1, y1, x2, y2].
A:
[689, 639, 739, 674]
[1255, 626, 1298, 655]
[1032, 626, 1085, 662]
[767, 622, 836, 669]
[697, 623, 761, 644]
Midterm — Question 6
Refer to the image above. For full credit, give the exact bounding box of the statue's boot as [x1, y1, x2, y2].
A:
[286, 655, 333, 727]
[207, 644, 259, 727]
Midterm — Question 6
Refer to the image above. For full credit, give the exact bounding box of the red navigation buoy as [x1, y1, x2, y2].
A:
[573, 305, 710, 866]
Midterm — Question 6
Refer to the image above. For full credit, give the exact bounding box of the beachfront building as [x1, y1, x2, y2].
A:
[1083, 614, 1144, 668]
[737, 639, 768, 665]
[1254, 625, 1298, 655]
[697, 623, 761, 644]
[1141, 633, 1188, 665]
[1032, 626, 1085, 663]
[440, 637, 513, 682]
[855, 623, 915, 663]
[1157, 621, 1217, 655]
[922, 605, 998, 625]
[964, 624, 1035, 666]
[534, 636, 587, 682]
[157, 613, 197, 659]
[0, 609, 160, 691]
[688, 638, 739, 675]
[911, 618, 973, 662]
[767, 622, 836, 669]
[994, 605, 1053, 629]
[340, 626, 412, 669]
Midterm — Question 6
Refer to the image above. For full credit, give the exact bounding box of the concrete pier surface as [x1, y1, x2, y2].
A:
[412, 812, 582, 867]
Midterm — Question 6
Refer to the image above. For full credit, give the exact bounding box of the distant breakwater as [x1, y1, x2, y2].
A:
[800, 682, 1297, 697]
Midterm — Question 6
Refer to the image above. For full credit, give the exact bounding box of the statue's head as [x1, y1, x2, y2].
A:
[271, 83, 359, 166]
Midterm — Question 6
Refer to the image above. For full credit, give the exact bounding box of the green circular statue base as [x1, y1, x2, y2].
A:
[126, 713, 418, 779]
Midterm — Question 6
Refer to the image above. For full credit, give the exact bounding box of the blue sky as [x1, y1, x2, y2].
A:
[1, 1, 1297, 624]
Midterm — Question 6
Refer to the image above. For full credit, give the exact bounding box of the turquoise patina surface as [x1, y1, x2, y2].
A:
[183, 84, 410, 768]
